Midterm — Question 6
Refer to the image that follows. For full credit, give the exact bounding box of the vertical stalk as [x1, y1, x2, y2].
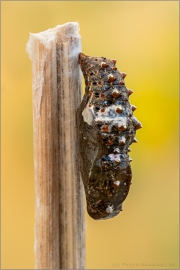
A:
[26, 22, 85, 269]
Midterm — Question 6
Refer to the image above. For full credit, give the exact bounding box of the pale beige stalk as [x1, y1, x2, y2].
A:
[26, 22, 85, 269]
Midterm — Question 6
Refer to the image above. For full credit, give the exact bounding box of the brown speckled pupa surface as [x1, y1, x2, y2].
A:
[77, 53, 142, 220]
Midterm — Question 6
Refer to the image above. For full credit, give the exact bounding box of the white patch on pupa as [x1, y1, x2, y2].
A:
[97, 105, 123, 118]
[114, 180, 120, 186]
[108, 154, 121, 162]
[106, 205, 114, 213]
[119, 136, 126, 144]
[82, 105, 94, 125]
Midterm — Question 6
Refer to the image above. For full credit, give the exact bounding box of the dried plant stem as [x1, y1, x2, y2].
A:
[27, 22, 85, 269]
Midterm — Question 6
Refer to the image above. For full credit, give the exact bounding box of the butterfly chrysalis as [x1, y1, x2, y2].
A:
[77, 53, 142, 220]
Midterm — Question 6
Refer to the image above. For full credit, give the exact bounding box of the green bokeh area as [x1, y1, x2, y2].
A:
[2, 1, 179, 269]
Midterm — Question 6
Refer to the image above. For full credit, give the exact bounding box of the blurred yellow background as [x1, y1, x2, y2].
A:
[1, 1, 179, 269]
